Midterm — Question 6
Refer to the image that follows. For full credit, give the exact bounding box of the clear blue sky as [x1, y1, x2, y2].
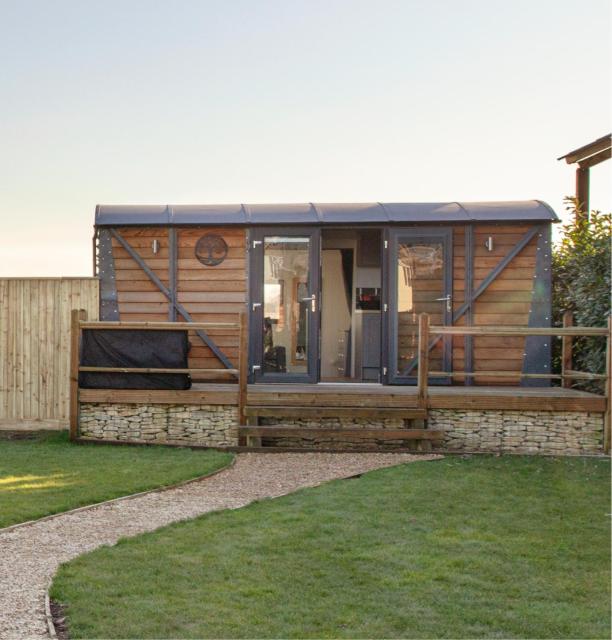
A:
[0, 0, 610, 276]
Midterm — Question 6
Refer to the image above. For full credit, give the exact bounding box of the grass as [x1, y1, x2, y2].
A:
[51, 455, 610, 639]
[0, 431, 232, 528]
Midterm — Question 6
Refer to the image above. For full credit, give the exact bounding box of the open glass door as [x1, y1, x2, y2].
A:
[386, 228, 452, 385]
[249, 228, 320, 383]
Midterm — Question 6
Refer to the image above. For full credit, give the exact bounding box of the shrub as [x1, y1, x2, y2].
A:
[552, 198, 611, 389]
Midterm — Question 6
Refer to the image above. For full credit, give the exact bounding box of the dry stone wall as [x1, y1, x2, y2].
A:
[78, 403, 604, 455]
[429, 409, 603, 455]
[79, 403, 238, 447]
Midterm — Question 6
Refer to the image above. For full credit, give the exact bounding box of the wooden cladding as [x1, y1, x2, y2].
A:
[111, 227, 246, 376]
[0, 278, 100, 423]
[109, 223, 543, 384]
[451, 225, 538, 384]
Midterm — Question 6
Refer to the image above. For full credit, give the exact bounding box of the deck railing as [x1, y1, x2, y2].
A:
[415, 312, 612, 453]
[69, 310, 248, 440]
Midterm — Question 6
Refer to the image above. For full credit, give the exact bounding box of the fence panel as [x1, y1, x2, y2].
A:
[0, 278, 99, 424]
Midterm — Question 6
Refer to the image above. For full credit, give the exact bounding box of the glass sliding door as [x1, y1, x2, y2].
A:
[386, 229, 452, 384]
[249, 228, 320, 382]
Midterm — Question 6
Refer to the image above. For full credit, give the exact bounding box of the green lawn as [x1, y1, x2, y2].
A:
[51, 455, 610, 639]
[0, 431, 232, 528]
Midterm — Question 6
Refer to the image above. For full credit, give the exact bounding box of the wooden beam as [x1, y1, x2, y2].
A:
[69, 309, 87, 440]
[238, 426, 444, 441]
[109, 229, 235, 369]
[168, 228, 177, 321]
[78, 388, 238, 405]
[79, 366, 238, 376]
[80, 321, 239, 330]
[245, 406, 427, 419]
[604, 316, 611, 455]
[464, 223, 474, 385]
[576, 167, 589, 221]
[578, 147, 611, 170]
[238, 312, 248, 426]
[429, 326, 608, 337]
[562, 311, 573, 388]
[417, 313, 429, 409]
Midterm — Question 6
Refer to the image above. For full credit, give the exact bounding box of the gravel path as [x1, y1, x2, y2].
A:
[0, 452, 440, 639]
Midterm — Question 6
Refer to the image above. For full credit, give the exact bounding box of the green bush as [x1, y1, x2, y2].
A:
[552, 198, 611, 389]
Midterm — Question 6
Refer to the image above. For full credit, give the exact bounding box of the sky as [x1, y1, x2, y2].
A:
[0, 0, 610, 277]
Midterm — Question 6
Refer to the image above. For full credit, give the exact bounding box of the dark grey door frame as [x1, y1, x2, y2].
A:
[249, 227, 321, 383]
[385, 227, 453, 385]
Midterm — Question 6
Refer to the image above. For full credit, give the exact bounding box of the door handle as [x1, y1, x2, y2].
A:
[301, 294, 316, 312]
[435, 294, 452, 313]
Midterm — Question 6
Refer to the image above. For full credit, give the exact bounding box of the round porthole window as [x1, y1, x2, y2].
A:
[195, 234, 228, 266]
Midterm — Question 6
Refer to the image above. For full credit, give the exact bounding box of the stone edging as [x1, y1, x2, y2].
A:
[44, 593, 57, 640]
[0, 457, 236, 535]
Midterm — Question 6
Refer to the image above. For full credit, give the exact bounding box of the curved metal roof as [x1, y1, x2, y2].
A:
[95, 200, 558, 226]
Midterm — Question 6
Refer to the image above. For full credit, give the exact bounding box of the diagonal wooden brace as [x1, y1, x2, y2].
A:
[109, 229, 236, 371]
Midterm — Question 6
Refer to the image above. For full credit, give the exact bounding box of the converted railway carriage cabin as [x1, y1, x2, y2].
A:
[75, 200, 606, 454]
[93, 201, 556, 387]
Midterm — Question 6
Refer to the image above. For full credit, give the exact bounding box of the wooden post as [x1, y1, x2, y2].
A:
[237, 311, 248, 427]
[69, 309, 86, 440]
[417, 313, 429, 410]
[562, 311, 573, 388]
[604, 315, 611, 455]
[575, 167, 589, 223]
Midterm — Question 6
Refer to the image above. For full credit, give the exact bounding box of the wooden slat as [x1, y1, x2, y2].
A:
[78, 388, 239, 404]
[70, 309, 87, 440]
[79, 366, 238, 376]
[430, 326, 608, 337]
[238, 426, 443, 440]
[604, 316, 611, 455]
[238, 312, 248, 426]
[417, 313, 429, 409]
[429, 393, 606, 412]
[562, 311, 573, 388]
[80, 321, 239, 330]
[245, 406, 427, 419]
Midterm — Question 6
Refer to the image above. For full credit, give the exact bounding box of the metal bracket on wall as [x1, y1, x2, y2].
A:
[96, 229, 120, 321]
[109, 228, 235, 370]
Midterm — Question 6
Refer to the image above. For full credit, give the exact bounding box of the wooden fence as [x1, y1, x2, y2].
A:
[70, 311, 248, 439]
[416, 313, 612, 453]
[0, 278, 99, 426]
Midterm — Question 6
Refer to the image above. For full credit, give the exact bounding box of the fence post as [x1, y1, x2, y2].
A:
[69, 308, 87, 441]
[237, 311, 248, 426]
[562, 311, 573, 388]
[417, 313, 429, 410]
[604, 315, 611, 455]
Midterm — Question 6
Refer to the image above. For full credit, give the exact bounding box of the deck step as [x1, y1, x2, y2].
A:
[244, 406, 428, 420]
[238, 426, 442, 441]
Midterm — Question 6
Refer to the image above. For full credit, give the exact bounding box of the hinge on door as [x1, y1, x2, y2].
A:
[383, 366, 387, 375]
[384, 240, 388, 249]
[383, 303, 388, 312]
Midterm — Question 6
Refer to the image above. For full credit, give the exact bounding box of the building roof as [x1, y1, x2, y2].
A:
[558, 133, 611, 167]
[95, 200, 559, 226]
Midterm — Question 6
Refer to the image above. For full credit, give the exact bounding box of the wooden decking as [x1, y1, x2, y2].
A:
[78, 382, 607, 413]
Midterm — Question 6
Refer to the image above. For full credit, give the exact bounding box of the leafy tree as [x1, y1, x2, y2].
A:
[552, 198, 611, 389]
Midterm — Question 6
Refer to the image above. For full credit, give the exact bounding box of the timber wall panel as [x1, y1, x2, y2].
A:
[112, 227, 246, 377]
[0, 278, 99, 422]
[458, 224, 538, 384]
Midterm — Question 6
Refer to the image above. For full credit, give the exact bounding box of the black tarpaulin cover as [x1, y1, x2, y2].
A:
[79, 329, 191, 390]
